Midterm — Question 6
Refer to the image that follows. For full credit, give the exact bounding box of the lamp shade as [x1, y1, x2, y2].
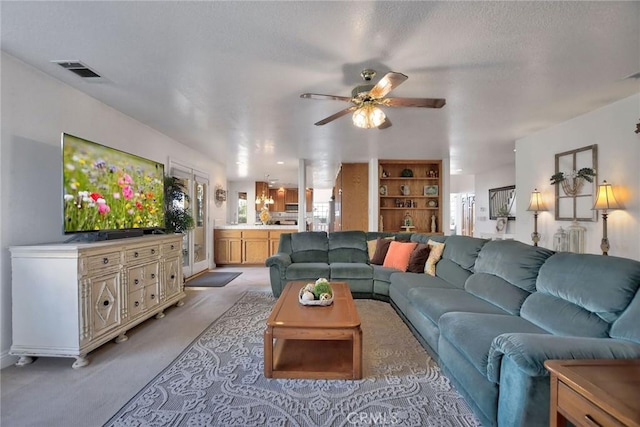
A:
[526, 189, 547, 212]
[592, 181, 622, 211]
[352, 104, 386, 128]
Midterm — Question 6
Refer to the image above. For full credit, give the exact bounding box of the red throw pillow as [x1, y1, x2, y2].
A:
[383, 241, 418, 271]
[407, 243, 431, 273]
[370, 238, 393, 265]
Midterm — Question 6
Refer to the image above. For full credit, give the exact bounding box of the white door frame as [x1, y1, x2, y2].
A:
[169, 160, 210, 278]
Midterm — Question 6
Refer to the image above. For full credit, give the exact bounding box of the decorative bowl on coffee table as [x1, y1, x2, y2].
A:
[298, 279, 334, 306]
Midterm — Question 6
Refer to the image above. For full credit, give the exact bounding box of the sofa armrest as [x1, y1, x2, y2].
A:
[487, 333, 640, 383]
[265, 253, 292, 271]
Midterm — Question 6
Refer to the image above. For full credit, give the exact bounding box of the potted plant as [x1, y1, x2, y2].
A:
[550, 167, 595, 197]
[164, 176, 194, 233]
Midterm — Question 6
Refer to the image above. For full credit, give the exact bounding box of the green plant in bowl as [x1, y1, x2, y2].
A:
[313, 282, 332, 299]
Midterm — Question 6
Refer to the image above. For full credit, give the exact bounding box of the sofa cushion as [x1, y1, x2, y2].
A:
[407, 243, 430, 273]
[330, 262, 373, 280]
[521, 293, 612, 338]
[610, 291, 640, 344]
[425, 240, 445, 276]
[285, 262, 330, 281]
[465, 273, 531, 315]
[370, 238, 393, 265]
[520, 253, 640, 339]
[409, 288, 507, 325]
[475, 240, 554, 293]
[372, 264, 399, 283]
[439, 312, 548, 377]
[435, 259, 472, 289]
[410, 234, 447, 244]
[535, 253, 640, 322]
[383, 241, 417, 271]
[441, 235, 488, 270]
[290, 232, 328, 263]
[328, 230, 368, 264]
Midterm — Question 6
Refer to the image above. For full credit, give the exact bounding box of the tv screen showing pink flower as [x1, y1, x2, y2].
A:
[62, 133, 165, 233]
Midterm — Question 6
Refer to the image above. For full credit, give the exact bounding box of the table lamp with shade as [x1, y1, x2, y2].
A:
[526, 189, 547, 246]
[591, 180, 623, 255]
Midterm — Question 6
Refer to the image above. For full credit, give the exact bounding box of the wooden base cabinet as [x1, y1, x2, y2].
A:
[215, 229, 296, 265]
[10, 235, 185, 369]
[214, 230, 242, 264]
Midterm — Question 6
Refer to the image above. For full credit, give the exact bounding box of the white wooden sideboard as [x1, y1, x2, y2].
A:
[10, 234, 185, 368]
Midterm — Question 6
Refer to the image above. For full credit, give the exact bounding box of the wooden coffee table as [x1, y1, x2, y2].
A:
[264, 281, 362, 380]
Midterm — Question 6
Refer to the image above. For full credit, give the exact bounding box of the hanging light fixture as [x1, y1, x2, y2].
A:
[255, 191, 274, 205]
[352, 103, 386, 129]
[256, 175, 275, 206]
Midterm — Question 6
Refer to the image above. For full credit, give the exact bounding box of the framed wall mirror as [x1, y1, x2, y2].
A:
[554, 144, 598, 221]
[489, 185, 516, 220]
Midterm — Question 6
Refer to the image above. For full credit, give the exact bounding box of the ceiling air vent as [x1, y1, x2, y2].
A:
[51, 60, 102, 80]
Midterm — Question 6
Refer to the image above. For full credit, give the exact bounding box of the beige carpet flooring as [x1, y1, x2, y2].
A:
[1, 266, 266, 427]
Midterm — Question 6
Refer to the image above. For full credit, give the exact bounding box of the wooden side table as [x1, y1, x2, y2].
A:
[544, 359, 640, 427]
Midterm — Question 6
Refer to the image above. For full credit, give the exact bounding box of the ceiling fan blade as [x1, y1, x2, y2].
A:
[377, 118, 392, 129]
[368, 72, 408, 99]
[383, 97, 446, 108]
[314, 106, 357, 126]
[300, 93, 353, 102]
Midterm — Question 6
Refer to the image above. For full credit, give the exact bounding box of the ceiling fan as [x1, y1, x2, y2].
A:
[300, 69, 446, 129]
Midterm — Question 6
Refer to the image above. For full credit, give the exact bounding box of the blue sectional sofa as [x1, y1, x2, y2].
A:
[265, 231, 640, 427]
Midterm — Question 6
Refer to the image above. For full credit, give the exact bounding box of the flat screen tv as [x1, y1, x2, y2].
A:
[62, 133, 165, 235]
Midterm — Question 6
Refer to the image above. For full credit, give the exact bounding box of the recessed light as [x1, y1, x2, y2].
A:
[276, 161, 284, 165]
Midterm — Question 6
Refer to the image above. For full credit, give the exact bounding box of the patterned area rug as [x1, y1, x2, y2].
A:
[105, 291, 481, 427]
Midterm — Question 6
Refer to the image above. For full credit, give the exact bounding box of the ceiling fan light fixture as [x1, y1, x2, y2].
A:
[352, 104, 386, 129]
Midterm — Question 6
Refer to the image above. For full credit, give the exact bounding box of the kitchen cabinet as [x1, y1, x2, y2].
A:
[214, 228, 297, 265]
[285, 188, 298, 204]
[214, 230, 242, 264]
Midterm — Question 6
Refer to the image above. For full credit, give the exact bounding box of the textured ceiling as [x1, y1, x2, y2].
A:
[2, 1, 639, 189]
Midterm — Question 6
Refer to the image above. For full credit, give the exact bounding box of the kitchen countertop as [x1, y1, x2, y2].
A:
[215, 224, 300, 230]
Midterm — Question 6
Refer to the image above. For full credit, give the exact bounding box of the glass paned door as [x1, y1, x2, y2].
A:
[192, 178, 208, 272]
[170, 163, 210, 279]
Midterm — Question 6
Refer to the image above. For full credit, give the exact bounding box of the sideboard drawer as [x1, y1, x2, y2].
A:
[161, 242, 181, 256]
[125, 245, 159, 263]
[128, 288, 145, 318]
[558, 382, 625, 427]
[87, 252, 121, 271]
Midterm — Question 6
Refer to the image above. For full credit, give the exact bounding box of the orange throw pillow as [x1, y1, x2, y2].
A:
[383, 241, 418, 271]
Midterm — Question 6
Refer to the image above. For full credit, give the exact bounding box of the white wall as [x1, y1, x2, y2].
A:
[0, 53, 226, 368]
[515, 94, 640, 259]
[473, 164, 516, 236]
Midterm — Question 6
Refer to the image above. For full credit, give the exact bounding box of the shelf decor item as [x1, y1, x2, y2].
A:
[299, 278, 334, 306]
[424, 185, 438, 196]
[401, 168, 414, 177]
